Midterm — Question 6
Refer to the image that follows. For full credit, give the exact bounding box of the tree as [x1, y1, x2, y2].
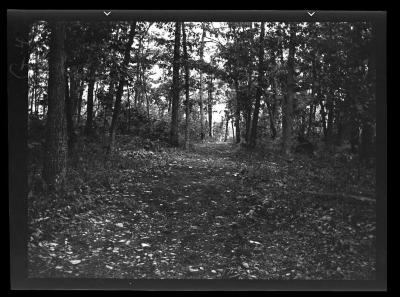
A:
[282, 23, 296, 155]
[85, 64, 96, 136]
[42, 21, 67, 189]
[108, 22, 137, 153]
[249, 22, 265, 148]
[199, 23, 206, 141]
[182, 22, 191, 150]
[170, 22, 181, 146]
[207, 75, 214, 138]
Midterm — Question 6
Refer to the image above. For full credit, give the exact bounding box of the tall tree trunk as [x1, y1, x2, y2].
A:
[307, 57, 317, 137]
[224, 112, 229, 142]
[42, 21, 67, 189]
[207, 76, 213, 138]
[266, 100, 276, 139]
[244, 70, 252, 144]
[325, 87, 335, 144]
[33, 51, 39, 115]
[318, 88, 327, 139]
[182, 22, 190, 150]
[134, 38, 142, 110]
[199, 23, 206, 141]
[231, 120, 235, 140]
[108, 22, 136, 153]
[69, 65, 79, 126]
[127, 87, 131, 131]
[77, 81, 84, 126]
[144, 71, 150, 120]
[234, 79, 241, 143]
[249, 21, 265, 148]
[307, 103, 315, 137]
[268, 51, 278, 139]
[170, 22, 181, 146]
[64, 67, 75, 150]
[85, 65, 95, 136]
[282, 23, 296, 156]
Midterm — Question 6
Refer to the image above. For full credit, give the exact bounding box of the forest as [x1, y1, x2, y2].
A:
[19, 19, 379, 279]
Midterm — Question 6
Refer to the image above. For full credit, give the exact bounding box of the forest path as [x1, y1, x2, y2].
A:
[28, 140, 376, 279]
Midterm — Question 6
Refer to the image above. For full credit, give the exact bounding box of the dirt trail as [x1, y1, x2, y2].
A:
[28, 141, 376, 279]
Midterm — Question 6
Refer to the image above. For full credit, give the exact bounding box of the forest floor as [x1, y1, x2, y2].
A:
[28, 137, 376, 279]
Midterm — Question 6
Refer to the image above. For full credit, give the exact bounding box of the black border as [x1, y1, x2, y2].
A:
[8, 9, 387, 291]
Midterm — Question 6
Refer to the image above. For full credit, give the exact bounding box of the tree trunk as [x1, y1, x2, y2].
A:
[234, 79, 241, 143]
[134, 38, 142, 110]
[77, 80, 84, 126]
[207, 76, 213, 138]
[108, 22, 136, 153]
[224, 113, 229, 142]
[307, 57, 317, 137]
[182, 22, 190, 150]
[244, 70, 252, 144]
[42, 21, 67, 189]
[249, 22, 265, 148]
[325, 88, 335, 144]
[268, 51, 278, 140]
[170, 22, 181, 146]
[64, 68, 75, 150]
[144, 71, 150, 120]
[69, 65, 80, 126]
[199, 23, 206, 141]
[127, 87, 131, 131]
[85, 65, 95, 136]
[318, 89, 327, 139]
[282, 23, 296, 156]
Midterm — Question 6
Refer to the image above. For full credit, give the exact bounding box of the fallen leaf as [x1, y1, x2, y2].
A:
[188, 266, 199, 273]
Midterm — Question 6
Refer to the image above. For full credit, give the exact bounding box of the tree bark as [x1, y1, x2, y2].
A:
[282, 23, 296, 156]
[85, 65, 96, 136]
[244, 70, 252, 144]
[77, 80, 84, 126]
[69, 65, 80, 125]
[249, 22, 265, 148]
[127, 87, 131, 131]
[224, 112, 229, 142]
[42, 21, 67, 189]
[108, 22, 136, 153]
[199, 23, 206, 141]
[318, 88, 327, 139]
[234, 79, 241, 143]
[182, 22, 191, 150]
[170, 22, 181, 146]
[325, 87, 335, 144]
[207, 76, 213, 138]
[64, 67, 75, 150]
